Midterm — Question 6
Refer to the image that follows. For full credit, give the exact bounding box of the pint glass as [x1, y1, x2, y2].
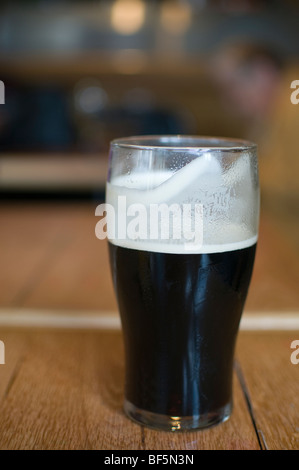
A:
[106, 136, 259, 431]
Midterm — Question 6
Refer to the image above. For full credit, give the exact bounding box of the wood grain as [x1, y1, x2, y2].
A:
[0, 203, 299, 313]
[1, 328, 297, 449]
[0, 328, 261, 450]
[236, 331, 299, 450]
[0, 203, 298, 449]
[245, 213, 299, 312]
[142, 368, 260, 450]
[0, 203, 117, 311]
[0, 204, 64, 307]
[0, 329, 140, 450]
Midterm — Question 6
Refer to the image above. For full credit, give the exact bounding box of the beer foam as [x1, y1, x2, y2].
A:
[109, 152, 222, 205]
[107, 235, 257, 255]
[106, 152, 259, 254]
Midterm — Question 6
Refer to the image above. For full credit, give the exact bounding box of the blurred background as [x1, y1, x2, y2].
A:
[0, 2, 299, 449]
[0, 0, 299, 312]
[0, 0, 299, 201]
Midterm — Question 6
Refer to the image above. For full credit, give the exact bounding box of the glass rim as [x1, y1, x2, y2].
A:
[110, 135, 257, 152]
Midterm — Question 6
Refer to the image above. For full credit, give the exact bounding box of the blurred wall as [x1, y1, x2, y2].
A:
[1, 0, 298, 154]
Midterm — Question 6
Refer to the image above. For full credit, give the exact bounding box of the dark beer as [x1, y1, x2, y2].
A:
[109, 241, 256, 421]
[106, 135, 259, 430]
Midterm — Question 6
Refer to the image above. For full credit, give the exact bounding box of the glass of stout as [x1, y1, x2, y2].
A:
[106, 136, 259, 431]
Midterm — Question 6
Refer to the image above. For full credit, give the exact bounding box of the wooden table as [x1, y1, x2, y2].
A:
[0, 202, 298, 450]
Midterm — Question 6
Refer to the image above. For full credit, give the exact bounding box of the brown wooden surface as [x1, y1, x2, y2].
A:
[0, 202, 298, 312]
[236, 332, 299, 450]
[0, 202, 298, 450]
[0, 328, 297, 450]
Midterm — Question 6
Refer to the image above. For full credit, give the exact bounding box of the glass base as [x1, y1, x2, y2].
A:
[124, 399, 232, 432]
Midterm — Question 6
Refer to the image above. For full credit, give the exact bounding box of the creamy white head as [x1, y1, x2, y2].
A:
[106, 150, 259, 254]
